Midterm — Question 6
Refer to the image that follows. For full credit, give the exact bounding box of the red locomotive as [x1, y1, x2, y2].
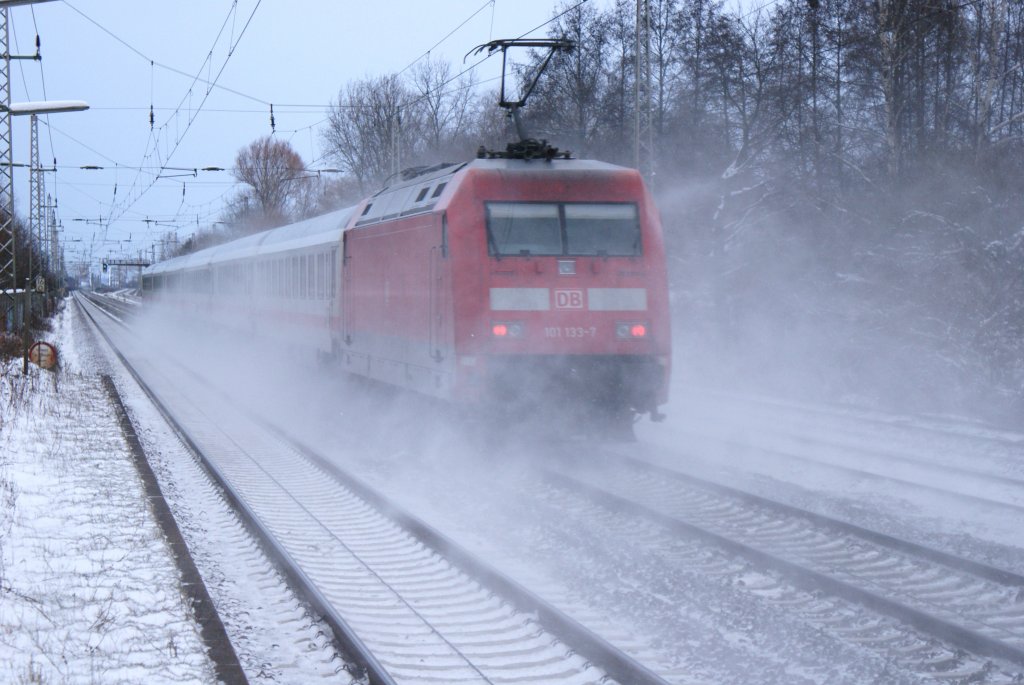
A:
[142, 39, 671, 434]
[143, 155, 671, 432]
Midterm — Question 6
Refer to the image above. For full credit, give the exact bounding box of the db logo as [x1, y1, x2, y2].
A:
[554, 289, 584, 309]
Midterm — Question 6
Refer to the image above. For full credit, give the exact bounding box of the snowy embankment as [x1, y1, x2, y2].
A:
[0, 302, 212, 683]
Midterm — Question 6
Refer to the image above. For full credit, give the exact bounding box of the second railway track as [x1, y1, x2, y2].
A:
[548, 446, 1024, 672]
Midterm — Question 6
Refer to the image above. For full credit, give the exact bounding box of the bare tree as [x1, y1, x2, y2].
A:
[409, 56, 478, 163]
[526, 1, 610, 155]
[322, 74, 413, 193]
[232, 136, 309, 230]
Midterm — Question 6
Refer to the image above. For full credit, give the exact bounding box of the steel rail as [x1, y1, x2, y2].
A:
[698, 389, 1024, 447]
[673, 404, 1024, 494]
[657, 432, 1024, 517]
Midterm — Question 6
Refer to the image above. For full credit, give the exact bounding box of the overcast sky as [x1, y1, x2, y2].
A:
[5, 0, 643, 273]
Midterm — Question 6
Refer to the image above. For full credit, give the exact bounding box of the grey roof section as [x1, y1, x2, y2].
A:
[145, 205, 356, 275]
[466, 157, 627, 173]
[372, 157, 628, 193]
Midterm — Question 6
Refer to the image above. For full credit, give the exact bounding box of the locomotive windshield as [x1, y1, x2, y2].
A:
[486, 202, 641, 257]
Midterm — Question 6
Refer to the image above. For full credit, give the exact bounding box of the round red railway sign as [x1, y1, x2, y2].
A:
[28, 341, 58, 370]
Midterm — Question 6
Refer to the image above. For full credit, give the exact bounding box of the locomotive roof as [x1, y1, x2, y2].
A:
[467, 157, 629, 173]
[145, 205, 356, 275]
[373, 157, 630, 193]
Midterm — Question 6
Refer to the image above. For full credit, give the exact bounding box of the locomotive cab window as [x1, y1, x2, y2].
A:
[564, 203, 641, 256]
[486, 203, 562, 256]
[486, 202, 641, 257]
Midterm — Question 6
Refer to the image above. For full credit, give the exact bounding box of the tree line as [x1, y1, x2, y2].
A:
[201, 0, 1021, 419]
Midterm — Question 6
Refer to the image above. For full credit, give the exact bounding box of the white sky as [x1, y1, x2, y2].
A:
[8, 0, 625, 273]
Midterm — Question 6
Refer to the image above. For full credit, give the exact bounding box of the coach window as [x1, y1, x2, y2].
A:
[432, 182, 446, 198]
[317, 252, 326, 299]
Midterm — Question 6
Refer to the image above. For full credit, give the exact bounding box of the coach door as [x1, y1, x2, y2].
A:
[341, 232, 352, 346]
[428, 216, 448, 362]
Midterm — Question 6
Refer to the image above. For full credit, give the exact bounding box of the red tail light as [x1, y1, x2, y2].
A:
[617, 322, 649, 339]
[492, 322, 524, 338]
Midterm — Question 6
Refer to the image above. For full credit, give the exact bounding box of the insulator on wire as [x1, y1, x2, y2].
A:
[149, 105, 155, 130]
[270, 104, 276, 133]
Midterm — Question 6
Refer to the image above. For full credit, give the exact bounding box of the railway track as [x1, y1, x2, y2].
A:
[674, 429, 1024, 517]
[76, 293, 666, 685]
[697, 389, 1024, 448]
[543, 446, 1024, 679]
[681, 391, 1024, 483]
[649, 398, 1024, 518]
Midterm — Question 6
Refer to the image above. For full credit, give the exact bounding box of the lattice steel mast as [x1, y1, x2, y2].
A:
[29, 112, 42, 287]
[0, 7, 15, 324]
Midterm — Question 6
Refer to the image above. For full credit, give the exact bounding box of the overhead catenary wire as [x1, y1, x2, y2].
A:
[61, 0, 275, 107]
[394, 0, 495, 78]
[108, 0, 245, 227]
[104, 0, 264, 232]
[57, 1, 600, 261]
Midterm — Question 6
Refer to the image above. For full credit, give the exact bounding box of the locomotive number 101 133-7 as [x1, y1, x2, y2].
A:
[544, 326, 598, 338]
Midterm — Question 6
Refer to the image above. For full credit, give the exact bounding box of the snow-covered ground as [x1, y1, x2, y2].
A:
[5, 293, 1022, 684]
[0, 301, 213, 683]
